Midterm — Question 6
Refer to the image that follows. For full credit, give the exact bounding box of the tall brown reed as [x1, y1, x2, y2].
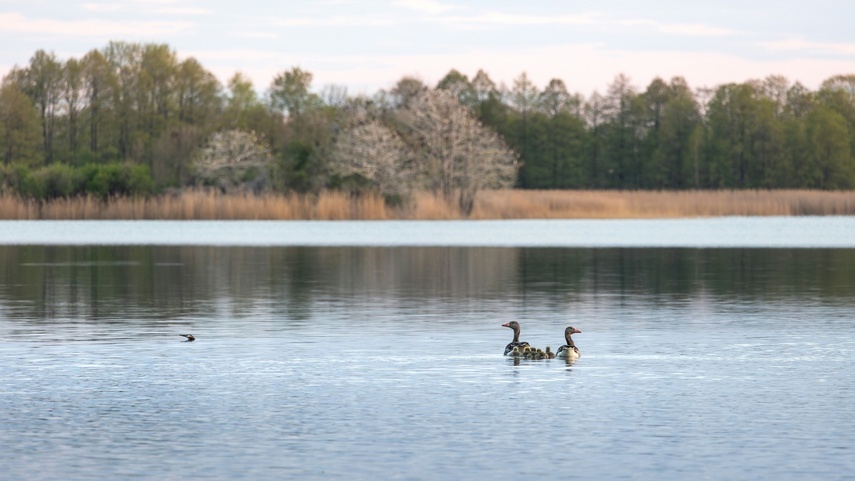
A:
[3, 189, 855, 220]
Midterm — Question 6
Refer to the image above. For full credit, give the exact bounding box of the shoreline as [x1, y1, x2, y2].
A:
[2, 217, 853, 247]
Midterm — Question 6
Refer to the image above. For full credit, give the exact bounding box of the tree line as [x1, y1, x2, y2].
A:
[1, 41, 854, 205]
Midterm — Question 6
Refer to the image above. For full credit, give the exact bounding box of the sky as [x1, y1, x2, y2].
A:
[1, 0, 854, 97]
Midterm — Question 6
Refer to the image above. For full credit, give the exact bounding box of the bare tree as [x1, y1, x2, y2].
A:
[319, 84, 349, 108]
[397, 89, 517, 214]
[192, 129, 271, 192]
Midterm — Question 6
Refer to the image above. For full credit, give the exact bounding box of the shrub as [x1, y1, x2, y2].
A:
[86, 164, 154, 199]
[7, 162, 154, 200]
[20, 163, 78, 199]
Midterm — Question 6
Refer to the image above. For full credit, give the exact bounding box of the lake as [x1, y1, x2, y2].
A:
[0, 219, 853, 480]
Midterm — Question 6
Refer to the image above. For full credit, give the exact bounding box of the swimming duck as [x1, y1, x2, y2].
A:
[501, 321, 530, 356]
[556, 326, 581, 360]
[180, 334, 196, 342]
[545, 346, 556, 359]
[510, 346, 522, 357]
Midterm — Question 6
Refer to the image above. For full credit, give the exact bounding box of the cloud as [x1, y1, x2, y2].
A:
[443, 12, 594, 27]
[273, 9, 593, 29]
[271, 8, 723, 35]
[189, 48, 285, 62]
[760, 37, 855, 55]
[657, 23, 734, 36]
[606, 17, 734, 36]
[81, 1, 209, 16]
[393, 0, 460, 14]
[0, 12, 192, 36]
[276, 15, 395, 27]
[81, 3, 123, 12]
[284, 43, 854, 96]
[229, 31, 280, 40]
[437, 12, 728, 34]
[156, 7, 211, 15]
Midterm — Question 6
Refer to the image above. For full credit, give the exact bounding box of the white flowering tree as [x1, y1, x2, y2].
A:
[398, 89, 518, 214]
[193, 129, 271, 192]
[330, 119, 415, 202]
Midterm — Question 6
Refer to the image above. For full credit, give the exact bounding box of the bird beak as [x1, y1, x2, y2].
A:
[574, 328, 582, 334]
[501, 322, 510, 328]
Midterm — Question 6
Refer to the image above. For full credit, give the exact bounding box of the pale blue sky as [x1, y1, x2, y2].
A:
[1, 0, 853, 96]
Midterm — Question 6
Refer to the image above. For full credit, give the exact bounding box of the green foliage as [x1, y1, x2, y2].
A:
[269, 67, 320, 118]
[86, 163, 154, 198]
[475, 73, 855, 190]
[803, 106, 854, 188]
[1, 162, 153, 200]
[436, 69, 476, 107]
[3, 42, 855, 194]
[275, 139, 317, 193]
[0, 84, 42, 166]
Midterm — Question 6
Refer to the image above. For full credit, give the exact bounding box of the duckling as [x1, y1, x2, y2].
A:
[545, 346, 555, 359]
[510, 346, 522, 357]
[180, 334, 195, 342]
[536, 348, 547, 360]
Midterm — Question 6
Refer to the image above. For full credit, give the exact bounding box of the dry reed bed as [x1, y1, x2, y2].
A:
[470, 190, 855, 218]
[3, 190, 855, 220]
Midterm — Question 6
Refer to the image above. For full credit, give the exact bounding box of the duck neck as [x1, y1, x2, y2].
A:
[564, 335, 576, 348]
[512, 327, 521, 343]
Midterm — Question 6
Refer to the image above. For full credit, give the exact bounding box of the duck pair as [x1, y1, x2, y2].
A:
[501, 321, 582, 361]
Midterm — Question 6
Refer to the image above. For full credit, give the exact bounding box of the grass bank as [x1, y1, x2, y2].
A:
[3, 189, 855, 220]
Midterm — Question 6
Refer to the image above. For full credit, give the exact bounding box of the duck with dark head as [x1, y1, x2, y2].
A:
[556, 326, 581, 360]
[501, 321, 530, 356]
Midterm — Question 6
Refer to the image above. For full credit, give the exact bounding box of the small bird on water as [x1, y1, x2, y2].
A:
[180, 334, 195, 342]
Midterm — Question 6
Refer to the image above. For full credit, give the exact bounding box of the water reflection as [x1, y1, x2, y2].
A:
[2, 245, 853, 480]
[3, 246, 855, 327]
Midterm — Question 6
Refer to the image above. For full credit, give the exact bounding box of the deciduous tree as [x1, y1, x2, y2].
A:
[509, 72, 539, 186]
[175, 58, 221, 127]
[193, 129, 271, 192]
[80, 49, 115, 160]
[269, 67, 317, 118]
[437, 69, 475, 107]
[0, 84, 41, 165]
[397, 89, 517, 214]
[12, 50, 63, 164]
[804, 106, 853, 188]
[61, 58, 85, 164]
[330, 119, 414, 202]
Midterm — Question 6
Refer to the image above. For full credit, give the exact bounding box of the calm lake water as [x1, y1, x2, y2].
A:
[1, 219, 853, 480]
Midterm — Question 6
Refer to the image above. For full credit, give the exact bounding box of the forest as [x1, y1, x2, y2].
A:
[1, 41, 855, 210]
